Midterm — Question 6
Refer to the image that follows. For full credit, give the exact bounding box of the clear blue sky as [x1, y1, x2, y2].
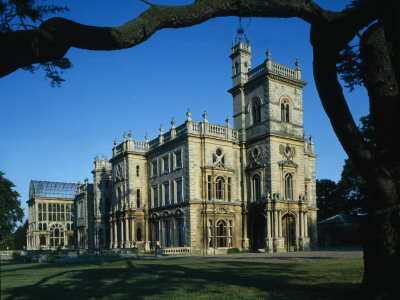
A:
[0, 0, 369, 220]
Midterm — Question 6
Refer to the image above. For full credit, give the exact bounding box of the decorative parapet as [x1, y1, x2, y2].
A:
[112, 111, 238, 157]
[246, 50, 303, 83]
[93, 155, 111, 172]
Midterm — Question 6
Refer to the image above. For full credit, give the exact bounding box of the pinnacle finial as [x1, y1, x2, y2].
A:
[202, 110, 208, 122]
[295, 57, 301, 68]
[171, 117, 176, 127]
[145, 132, 149, 142]
[226, 115, 231, 125]
[266, 48, 271, 59]
[159, 124, 164, 134]
[114, 138, 118, 146]
[123, 131, 127, 140]
[186, 108, 192, 120]
[128, 130, 132, 140]
[309, 134, 314, 143]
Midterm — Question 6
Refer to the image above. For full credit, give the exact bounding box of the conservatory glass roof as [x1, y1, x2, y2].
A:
[29, 180, 78, 199]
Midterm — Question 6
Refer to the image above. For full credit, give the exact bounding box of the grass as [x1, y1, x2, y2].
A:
[0, 257, 363, 300]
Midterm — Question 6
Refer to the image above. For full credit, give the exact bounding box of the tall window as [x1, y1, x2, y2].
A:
[136, 165, 140, 177]
[176, 180, 182, 203]
[154, 221, 159, 242]
[152, 161, 158, 176]
[253, 174, 261, 202]
[281, 99, 290, 122]
[177, 219, 184, 247]
[164, 220, 171, 247]
[175, 151, 182, 168]
[216, 177, 225, 200]
[136, 190, 141, 208]
[38, 203, 42, 221]
[163, 156, 169, 172]
[228, 220, 233, 247]
[285, 173, 294, 200]
[153, 187, 158, 208]
[234, 62, 239, 75]
[164, 183, 170, 206]
[252, 99, 261, 124]
[216, 220, 227, 247]
[43, 203, 47, 221]
[208, 220, 213, 247]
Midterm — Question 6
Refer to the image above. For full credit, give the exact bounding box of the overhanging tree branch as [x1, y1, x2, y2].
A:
[0, 0, 331, 78]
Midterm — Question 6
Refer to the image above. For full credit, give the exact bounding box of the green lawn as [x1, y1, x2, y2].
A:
[1, 257, 363, 300]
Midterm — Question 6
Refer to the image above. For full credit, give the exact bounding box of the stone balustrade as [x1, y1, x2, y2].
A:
[161, 247, 191, 255]
[113, 116, 238, 157]
[246, 59, 301, 82]
[271, 62, 296, 79]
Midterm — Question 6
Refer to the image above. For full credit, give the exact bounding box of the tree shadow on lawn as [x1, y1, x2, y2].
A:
[3, 259, 360, 300]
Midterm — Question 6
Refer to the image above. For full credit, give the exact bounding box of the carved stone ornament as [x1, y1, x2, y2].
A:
[115, 164, 124, 182]
[279, 144, 296, 160]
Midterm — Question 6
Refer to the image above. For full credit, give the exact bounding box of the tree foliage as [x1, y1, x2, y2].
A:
[0, 0, 71, 86]
[12, 219, 28, 250]
[317, 115, 374, 220]
[0, 171, 24, 250]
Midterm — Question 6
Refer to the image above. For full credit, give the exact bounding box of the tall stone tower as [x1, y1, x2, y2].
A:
[229, 31, 318, 252]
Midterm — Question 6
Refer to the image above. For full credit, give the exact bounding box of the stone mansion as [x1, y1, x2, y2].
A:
[27, 33, 317, 254]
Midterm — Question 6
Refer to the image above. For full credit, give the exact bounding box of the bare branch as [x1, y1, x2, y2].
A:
[140, 0, 155, 6]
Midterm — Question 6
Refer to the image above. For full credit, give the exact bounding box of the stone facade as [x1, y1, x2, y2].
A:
[27, 33, 317, 254]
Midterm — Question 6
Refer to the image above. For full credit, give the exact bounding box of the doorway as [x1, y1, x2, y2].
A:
[282, 215, 296, 251]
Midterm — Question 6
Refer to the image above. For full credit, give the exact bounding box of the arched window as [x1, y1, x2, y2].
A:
[137, 189, 141, 208]
[49, 224, 64, 247]
[234, 62, 239, 75]
[215, 177, 225, 200]
[285, 173, 294, 200]
[253, 174, 261, 202]
[136, 165, 140, 177]
[281, 99, 290, 122]
[216, 220, 227, 247]
[136, 223, 142, 241]
[252, 99, 261, 124]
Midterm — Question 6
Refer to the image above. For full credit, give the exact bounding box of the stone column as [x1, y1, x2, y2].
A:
[278, 210, 282, 237]
[120, 216, 124, 248]
[265, 209, 273, 253]
[273, 209, 278, 238]
[299, 211, 304, 237]
[125, 215, 130, 248]
[109, 219, 113, 248]
[304, 212, 308, 237]
[131, 217, 135, 245]
[113, 218, 118, 248]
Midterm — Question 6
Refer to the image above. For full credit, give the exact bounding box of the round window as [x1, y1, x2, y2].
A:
[216, 149, 222, 156]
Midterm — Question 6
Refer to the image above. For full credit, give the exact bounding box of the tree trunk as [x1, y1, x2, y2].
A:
[355, 22, 400, 300]
[360, 183, 400, 299]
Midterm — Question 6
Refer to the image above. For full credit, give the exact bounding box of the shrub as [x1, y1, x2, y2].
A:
[45, 254, 67, 263]
[12, 251, 23, 261]
[227, 248, 241, 254]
